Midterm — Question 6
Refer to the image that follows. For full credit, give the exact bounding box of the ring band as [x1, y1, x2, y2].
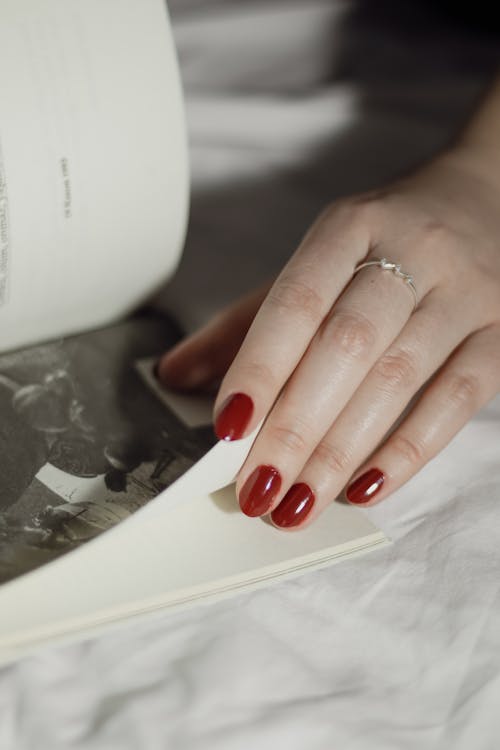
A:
[353, 257, 418, 311]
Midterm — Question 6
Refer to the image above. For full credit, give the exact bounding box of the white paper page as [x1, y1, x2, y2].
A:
[0, 0, 188, 352]
[0, 376, 387, 662]
[0, 478, 386, 662]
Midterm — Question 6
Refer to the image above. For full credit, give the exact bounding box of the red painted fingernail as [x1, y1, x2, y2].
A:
[239, 465, 281, 517]
[346, 468, 385, 504]
[271, 483, 315, 528]
[214, 393, 254, 441]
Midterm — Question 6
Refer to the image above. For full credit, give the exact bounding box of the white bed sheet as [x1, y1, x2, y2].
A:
[1, 2, 499, 747]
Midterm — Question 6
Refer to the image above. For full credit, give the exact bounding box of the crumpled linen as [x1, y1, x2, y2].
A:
[1, 2, 500, 748]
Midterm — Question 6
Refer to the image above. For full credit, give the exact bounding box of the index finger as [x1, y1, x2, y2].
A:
[213, 202, 372, 440]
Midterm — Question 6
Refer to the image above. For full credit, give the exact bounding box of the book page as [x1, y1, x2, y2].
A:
[0, 0, 187, 352]
[0, 316, 388, 662]
[0, 463, 387, 663]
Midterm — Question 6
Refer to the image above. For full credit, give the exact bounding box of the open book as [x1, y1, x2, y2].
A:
[0, 0, 388, 666]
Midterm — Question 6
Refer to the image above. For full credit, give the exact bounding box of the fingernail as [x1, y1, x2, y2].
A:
[271, 483, 315, 528]
[346, 468, 385, 504]
[214, 393, 254, 441]
[239, 465, 281, 517]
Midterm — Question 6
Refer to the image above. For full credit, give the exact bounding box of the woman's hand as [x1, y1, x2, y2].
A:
[157, 142, 500, 529]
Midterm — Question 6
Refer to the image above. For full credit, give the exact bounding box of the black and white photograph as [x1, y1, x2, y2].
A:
[0, 314, 215, 585]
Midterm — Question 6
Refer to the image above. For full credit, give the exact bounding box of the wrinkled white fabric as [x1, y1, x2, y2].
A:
[1, 2, 499, 748]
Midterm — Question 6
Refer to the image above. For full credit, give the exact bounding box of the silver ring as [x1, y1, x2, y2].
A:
[353, 257, 418, 311]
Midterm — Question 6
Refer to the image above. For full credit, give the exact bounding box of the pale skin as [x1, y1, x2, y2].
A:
[157, 74, 500, 529]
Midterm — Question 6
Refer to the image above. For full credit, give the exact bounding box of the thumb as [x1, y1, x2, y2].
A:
[156, 282, 271, 392]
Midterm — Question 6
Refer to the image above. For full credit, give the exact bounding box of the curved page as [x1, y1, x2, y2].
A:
[0, 0, 188, 352]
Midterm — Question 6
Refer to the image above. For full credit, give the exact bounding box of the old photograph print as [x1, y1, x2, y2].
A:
[0, 314, 216, 585]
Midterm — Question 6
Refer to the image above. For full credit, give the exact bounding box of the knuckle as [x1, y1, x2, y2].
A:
[268, 421, 310, 454]
[314, 440, 352, 475]
[349, 194, 386, 220]
[321, 196, 378, 231]
[237, 360, 278, 391]
[444, 372, 481, 411]
[321, 309, 377, 359]
[329, 198, 360, 223]
[373, 349, 420, 390]
[391, 434, 428, 466]
[419, 221, 458, 259]
[267, 277, 324, 324]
